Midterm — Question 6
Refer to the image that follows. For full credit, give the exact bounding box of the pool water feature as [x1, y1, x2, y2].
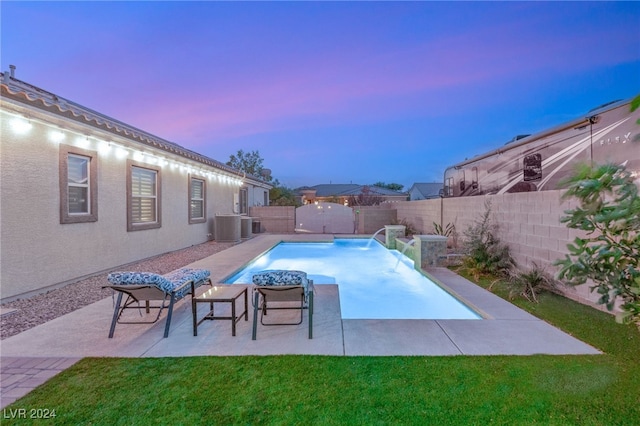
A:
[226, 239, 480, 320]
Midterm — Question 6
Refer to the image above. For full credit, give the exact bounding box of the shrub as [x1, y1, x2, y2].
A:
[462, 201, 514, 280]
[432, 221, 459, 250]
[507, 262, 560, 303]
[432, 222, 456, 237]
[555, 163, 640, 324]
[391, 218, 419, 237]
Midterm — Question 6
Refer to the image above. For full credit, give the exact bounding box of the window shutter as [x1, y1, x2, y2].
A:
[190, 179, 204, 219]
[132, 167, 157, 223]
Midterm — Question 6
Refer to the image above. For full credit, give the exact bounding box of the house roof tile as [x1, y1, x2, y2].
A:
[409, 182, 442, 198]
[1, 71, 268, 186]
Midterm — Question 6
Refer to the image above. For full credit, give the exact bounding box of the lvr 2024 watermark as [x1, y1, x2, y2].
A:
[3, 408, 57, 419]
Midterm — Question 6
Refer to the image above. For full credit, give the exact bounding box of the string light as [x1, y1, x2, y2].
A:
[10, 116, 32, 134]
[3, 109, 245, 186]
[49, 129, 65, 143]
[115, 146, 129, 159]
[98, 140, 111, 154]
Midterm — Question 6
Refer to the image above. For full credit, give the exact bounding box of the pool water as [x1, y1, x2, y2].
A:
[225, 238, 481, 320]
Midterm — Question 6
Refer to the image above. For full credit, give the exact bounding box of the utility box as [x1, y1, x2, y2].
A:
[240, 217, 253, 240]
[215, 214, 241, 242]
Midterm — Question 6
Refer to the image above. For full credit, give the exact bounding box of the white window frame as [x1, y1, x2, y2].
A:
[59, 144, 98, 224]
[189, 176, 206, 224]
[68, 154, 90, 214]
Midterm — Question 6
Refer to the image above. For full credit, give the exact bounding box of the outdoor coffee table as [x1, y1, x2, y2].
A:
[192, 285, 248, 336]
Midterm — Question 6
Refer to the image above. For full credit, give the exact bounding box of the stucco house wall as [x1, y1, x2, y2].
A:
[1, 73, 270, 301]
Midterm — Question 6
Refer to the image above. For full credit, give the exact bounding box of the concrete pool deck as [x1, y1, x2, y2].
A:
[0, 234, 600, 407]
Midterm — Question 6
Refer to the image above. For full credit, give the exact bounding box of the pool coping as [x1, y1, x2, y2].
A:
[223, 236, 483, 321]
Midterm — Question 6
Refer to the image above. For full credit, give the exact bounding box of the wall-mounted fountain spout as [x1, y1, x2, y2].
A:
[400, 239, 416, 256]
[367, 228, 386, 248]
[395, 239, 416, 270]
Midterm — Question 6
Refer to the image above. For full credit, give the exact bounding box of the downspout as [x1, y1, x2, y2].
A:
[440, 197, 444, 230]
[440, 194, 444, 231]
[588, 115, 599, 168]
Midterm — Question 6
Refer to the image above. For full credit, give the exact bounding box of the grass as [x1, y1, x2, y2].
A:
[4, 272, 640, 425]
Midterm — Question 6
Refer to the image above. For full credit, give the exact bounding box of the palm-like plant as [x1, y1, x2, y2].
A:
[507, 262, 559, 303]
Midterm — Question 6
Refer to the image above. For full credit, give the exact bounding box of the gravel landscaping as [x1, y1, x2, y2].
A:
[0, 240, 238, 340]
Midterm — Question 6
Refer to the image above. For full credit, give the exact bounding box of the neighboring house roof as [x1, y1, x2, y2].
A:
[408, 182, 443, 199]
[0, 69, 271, 188]
[297, 184, 407, 198]
[310, 184, 361, 197]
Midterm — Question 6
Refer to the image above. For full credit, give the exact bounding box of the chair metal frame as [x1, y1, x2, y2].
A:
[104, 278, 211, 338]
[252, 282, 314, 340]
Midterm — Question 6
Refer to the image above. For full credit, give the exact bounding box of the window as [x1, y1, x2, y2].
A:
[68, 155, 90, 213]
[59, 145, 98, 224]
[189, 176, 206, 224]
[471, 167, 479, 190]
[444, 177, 453, 197]
[239, 188, 248, 214]
[127, 160, 161, 231]
[523, 153, 542, 181]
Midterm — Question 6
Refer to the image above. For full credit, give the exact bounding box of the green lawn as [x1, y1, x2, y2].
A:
[4, 273, 640, 425]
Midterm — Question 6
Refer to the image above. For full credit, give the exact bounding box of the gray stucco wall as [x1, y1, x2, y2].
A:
[1, 107, 245, 301]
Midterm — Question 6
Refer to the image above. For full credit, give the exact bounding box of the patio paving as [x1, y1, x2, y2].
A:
[0, 234, 600, 408]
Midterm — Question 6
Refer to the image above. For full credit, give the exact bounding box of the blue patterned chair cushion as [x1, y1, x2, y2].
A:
[107, 268, 210, 299]
[252, 270, 309, 291]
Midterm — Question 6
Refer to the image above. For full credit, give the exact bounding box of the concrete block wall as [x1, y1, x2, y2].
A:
[394, 199, 441, 234]
[249, 206, 295, 233]
[355, 205, 396, 234]
[394, 191, 607, 310]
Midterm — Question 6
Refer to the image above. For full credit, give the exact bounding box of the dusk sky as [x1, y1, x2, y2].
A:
[2, 1, 639, 190]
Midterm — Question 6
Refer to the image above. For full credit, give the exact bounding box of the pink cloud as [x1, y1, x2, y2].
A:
[75, 6, 637, 147]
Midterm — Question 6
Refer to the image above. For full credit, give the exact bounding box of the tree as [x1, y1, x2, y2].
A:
[227, 149, 299, 205]
[347, 186, 385, 206]
[554, 163, 640, 324]
[226, 149, 274, 183]
[269, 185, 300, 206]
[632, 94, 640, 120]
[632, 94, 640, 141]
[373, 182, 404, 191]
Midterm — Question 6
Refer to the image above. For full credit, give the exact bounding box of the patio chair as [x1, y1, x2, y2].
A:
[251, 270, 314, 340]
[104, 268, 211, 338]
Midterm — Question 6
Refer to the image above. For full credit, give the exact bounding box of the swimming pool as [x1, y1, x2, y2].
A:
[225, 238, 481, 320]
